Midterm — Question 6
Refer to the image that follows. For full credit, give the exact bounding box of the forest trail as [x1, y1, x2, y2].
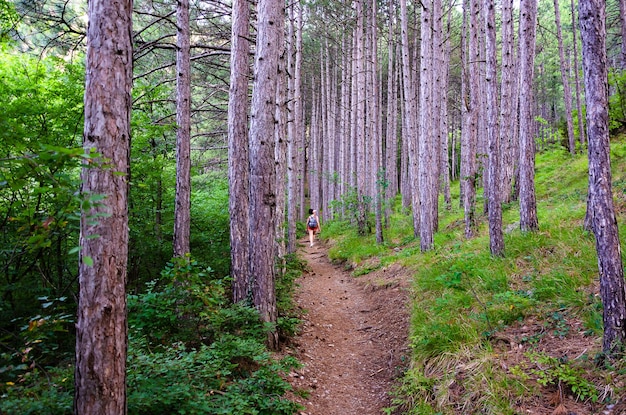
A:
[286, 238, 410, 415]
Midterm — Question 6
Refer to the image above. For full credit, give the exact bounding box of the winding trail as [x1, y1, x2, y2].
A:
[287, 239, 410, 415]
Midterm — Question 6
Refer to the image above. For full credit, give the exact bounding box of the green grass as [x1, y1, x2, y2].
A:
[322, 137, 626, 413]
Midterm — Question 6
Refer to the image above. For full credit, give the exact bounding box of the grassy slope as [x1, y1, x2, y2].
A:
[323, 137, 626, 414]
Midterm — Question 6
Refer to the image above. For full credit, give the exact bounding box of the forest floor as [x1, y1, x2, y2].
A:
[284, 237, 411, 415]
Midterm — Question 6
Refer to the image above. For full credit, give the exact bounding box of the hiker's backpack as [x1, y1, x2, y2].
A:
[308, 216, 317, 228]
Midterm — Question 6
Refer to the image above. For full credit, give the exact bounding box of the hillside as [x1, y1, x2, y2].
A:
[320, 138, 626, 414]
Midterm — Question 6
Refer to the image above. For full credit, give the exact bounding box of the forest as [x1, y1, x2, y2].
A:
[2, 0, 626, 412]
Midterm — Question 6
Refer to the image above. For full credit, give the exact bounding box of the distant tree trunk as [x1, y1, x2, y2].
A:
[554, 0, 576, 155]
[355, 0, 368, 234]
[440, 4, 452, 211]
[75, 0, 132, 411]
[228, 0, 251, 303]
[619, 0, 626, 68]
[461, 0, 479, 238]
[419, 0, 435, 251]
[385, 10, 399, 223]
[518, 0, 539, 232]
[499, 0, 516, 204]
[579, 0, 626, 357]
[339, 32, 351, 217]
[571, 0, 586, 148]
[370, 0, 383, 244]
[400, 0, 420, 237]
[174, 0, 191, 258]
[310, 85, 322, 211]
[484, 0, 504, 256]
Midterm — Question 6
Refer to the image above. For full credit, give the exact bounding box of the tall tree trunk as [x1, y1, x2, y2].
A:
[370, 0, 383, 244]
[275, 17, 287, 271]
[287, 3, 303, 253]
[554, 0, 577, 155]
[385, 7, 399, 223]
[174, 0, 191, 258]
[571, 0, 586, 148]
[440, 3, 452, 211]
[400, 0, 420, 237]
[355, 0, 368, 234]
[419, 0, 436, 251]
[579, 0, 626, 357]
[75, 0, 132, 411]
[228, 0, 251, 303]
[499, 0, 516, 204]
[619, 0, 626, 68]
[249, 0, 283, 349]
[461, 0, 479, 238]
[518, 0, 539, 232]
[484, 0, 504, 256]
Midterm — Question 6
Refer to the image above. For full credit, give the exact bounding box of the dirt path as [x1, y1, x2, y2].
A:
[287, 239, 410, 415]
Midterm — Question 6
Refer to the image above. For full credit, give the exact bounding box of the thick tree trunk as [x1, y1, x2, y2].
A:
[518, 0, 539, 232]
[484, 0, 504, 256]
[249, 0, 284, 349]
[75, 0, 132, 411]
[579, 0, 626, 357]
[174, 0, 191, 257]
[228, 0, 251, 303]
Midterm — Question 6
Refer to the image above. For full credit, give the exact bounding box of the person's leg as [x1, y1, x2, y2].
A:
[308, 228, 314, 246]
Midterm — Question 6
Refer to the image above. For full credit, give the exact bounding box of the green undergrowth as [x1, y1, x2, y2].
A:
[0, 256, 305, 415]
[324, 138, 626, 414]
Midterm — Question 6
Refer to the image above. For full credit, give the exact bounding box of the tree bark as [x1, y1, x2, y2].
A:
[484, 0, 504, 256]
[400, 0, 420, 237]
[579, 0, 626, 357]
[571, 0, 586, 148]
[174, 0, 191, 257]
[228, 0, 251, 303]
[499, 0, 516, 204]
[518, 0, 539, 232]
[419, 0, 436, 251]
[249, 0, 284, 349]
[461, 0, 479, 238]
[75, 0, 132, 411]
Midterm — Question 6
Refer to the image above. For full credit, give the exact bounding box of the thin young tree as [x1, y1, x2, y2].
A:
[518, 0, 539, 232]
[619, 0, 626, 68]
[228, 0, 251, 303]
[75, 0, 132, 412]
[554, 0, 577, 155]
[173, 0, 191, 257]
[484, 0, 504, 256]
[579, 0, 626, 357]
[571, 0, 586, 147]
